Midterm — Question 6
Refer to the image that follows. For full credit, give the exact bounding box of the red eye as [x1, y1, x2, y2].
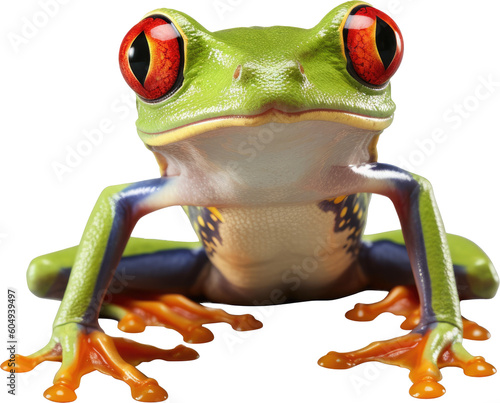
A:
[119, 15, 184, 101]
[342, 5, 403, 87]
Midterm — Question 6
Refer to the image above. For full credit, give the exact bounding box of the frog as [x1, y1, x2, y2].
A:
[2, 1, 498, 401]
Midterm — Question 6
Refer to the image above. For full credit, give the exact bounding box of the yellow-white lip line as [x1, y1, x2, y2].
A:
[138, 108, 394, 146]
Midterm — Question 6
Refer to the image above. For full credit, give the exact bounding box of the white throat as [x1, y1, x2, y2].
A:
[153, 120, 380, 206]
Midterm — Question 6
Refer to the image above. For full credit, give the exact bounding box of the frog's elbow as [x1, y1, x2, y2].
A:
[26, 256, 59, 299]
[411, 174, 433, 193]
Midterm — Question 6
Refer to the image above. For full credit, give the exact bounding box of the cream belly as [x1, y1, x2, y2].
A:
[188, 197, 369, 303]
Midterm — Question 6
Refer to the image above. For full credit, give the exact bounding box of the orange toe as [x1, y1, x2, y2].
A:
[318, 351, 355, 369]
[2, 355, 38, 373]
[462, 319, 490, 341]
[463, 357, 496, 377]
[183, 326, 214, 344]
[131, 379, 168, 402]
[409, 379, 445, 399]
[2, 348, 61, 373]
[44, 382, 77, 402]
[118, 313, 147, 333]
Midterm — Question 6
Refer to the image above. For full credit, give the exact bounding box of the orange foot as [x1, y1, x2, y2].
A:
[345, 285, 490, 340]
[103, 294, 263, 343]
[318, 323, 496, 398]
[1, 323, 198, 402]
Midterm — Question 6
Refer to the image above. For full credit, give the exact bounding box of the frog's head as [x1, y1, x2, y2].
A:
[118, 1, 403, 203]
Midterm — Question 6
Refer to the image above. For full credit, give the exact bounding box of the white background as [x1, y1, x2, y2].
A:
[1, 0, 500, 402]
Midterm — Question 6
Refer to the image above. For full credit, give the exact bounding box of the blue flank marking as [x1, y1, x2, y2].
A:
[318, 193, 369, 256]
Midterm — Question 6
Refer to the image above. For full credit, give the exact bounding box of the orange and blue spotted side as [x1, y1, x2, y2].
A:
[186, 206, 224, 256]
[318, 193, 370, 256]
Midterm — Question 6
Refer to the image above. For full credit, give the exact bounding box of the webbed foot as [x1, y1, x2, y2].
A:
[318, 323, 495, 398]
[104, 294, 263, 343]
[1, 323, 198, 402]
[345, 285, 490, 340]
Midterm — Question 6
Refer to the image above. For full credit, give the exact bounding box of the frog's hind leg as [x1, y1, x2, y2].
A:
[347, 230, 498, 340]
[26, 237, 262, 344]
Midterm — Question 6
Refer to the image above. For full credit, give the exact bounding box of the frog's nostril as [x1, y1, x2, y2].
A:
[297, 61, 305, 75]
[233, 65, 242, 80]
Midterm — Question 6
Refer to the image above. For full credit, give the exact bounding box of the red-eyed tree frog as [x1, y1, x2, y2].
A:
[3, 1, 498, 401]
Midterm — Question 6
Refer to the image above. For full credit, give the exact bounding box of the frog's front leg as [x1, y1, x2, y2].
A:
[316, 163, 496, 398]
[8, 178, 185, 402]
[0, 178, 259, 402]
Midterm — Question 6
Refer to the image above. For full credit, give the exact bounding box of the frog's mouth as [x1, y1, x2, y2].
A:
[137, 108, 393, 147]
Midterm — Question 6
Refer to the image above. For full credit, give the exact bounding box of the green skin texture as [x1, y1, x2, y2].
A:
[13, 0, 498, 397]
[412, 176, 459, 326]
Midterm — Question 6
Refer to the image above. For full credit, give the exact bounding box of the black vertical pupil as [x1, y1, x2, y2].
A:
[375, 17, 396, 70]
[128, 31, 150, 86]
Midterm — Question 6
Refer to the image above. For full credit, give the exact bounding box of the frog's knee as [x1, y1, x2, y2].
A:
[466, 258, 499, 299]
[26, 255, 68, 299]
